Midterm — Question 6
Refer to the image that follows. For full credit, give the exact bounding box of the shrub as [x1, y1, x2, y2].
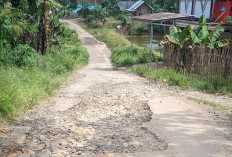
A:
[117, 11, 131, 25]
[0, 92, 14, 117]
[0, 28, 89, 120]
[112, 46, 161, 67]
[0, 44, 38, 67]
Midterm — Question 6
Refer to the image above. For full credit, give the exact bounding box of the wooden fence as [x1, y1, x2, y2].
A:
[163, 44, 232, 79]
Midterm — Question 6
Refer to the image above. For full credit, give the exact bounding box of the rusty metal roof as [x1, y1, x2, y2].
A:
[132, 12, 194, 23]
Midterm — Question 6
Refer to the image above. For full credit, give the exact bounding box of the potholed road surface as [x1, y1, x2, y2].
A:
[0, 19, 232, 157]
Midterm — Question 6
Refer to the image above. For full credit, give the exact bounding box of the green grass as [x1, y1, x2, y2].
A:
[0, 28, 88, 122]
[79, 18, 162, 67]
[187, 97, 232, 111]
[112, 46, 162, 67]
[128, 67, 232, 95]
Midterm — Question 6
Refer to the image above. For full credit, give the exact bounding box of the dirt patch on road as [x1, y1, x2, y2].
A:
[62, 83, 167, 154]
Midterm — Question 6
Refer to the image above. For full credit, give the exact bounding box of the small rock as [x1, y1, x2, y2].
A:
[123, 143, 129, 147]
[39, 135, 46, 141]
[77, 151, 82, 155]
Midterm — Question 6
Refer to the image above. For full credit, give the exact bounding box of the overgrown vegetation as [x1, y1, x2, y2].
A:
[0, 1, 88, 121]
[128, 67, 232, 95]
[144, 0, 178, 13]
[160, 15, 232, 73]
[80, 18, 161, 67]
[0, 27, 88, 121]
[112, 46, 161, 67]
[78, 0, 178, 34]
[226, 16, 232, 33]
[79, 1, 108, 25]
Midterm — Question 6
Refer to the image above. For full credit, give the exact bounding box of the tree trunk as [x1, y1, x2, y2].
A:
[37, 0, 47, 55]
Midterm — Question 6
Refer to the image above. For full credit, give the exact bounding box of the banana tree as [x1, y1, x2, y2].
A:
[164, 24, 194, 71]
[161, 15, 231, 73]
[36, 0, 62, 55]
[189, 15, 231, 49]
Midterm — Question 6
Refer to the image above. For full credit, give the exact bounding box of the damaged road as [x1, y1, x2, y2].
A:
[0, 19, 232, 157]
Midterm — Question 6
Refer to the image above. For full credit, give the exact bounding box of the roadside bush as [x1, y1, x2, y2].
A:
[112, 46, 162, 67]
[116, 11, 131, 25]
[0, 91, 14, 117]
[11, 44, 37, 67]
[80, 3, 108, 26]
[0, 44, 38, 67]
[0, 28, 89, 120]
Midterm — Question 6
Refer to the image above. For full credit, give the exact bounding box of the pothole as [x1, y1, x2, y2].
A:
[83, 37, 100, 45]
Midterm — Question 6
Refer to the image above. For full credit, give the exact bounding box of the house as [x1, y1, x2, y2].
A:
[118, 0, 154, 16]
[179, 0, 232, 22]
[177, 0, 232, 38]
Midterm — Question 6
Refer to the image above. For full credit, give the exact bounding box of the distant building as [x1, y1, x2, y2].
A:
[179, 0, 232, 22]
[118, 0, 154, 16]
[73, 0, 101, 14]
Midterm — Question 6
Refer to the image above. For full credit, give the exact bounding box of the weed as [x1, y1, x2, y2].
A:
[188, 97, 232, 111]
[128, 67, 232, 95]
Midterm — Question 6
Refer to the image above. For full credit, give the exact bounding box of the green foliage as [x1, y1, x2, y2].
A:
[0, 28, 88, 120]
[58, 0, 77, 10]
[83, 25, 131, 49]
[0, 0, 66, 55]
[188, 97, 232, 111]
[166, 15, 230, 49]
[0, 0, 89, 121]
[0, 44, 37, 67]
[0, 6, 27, 47]
[81, 18, 161, 67]
[112, 46, 161, 67]
[117, 11, 131, 25]
[193, 16, 229, 48]
[144, 0, 178, 13]
[162, 15, 231, 72]
[80, 3, 108, 25]
[100, 0, 120, 12]
[79, 0, 91, 19]
[226, 16, 232, 33]
[129, 67, 232, 95]
[89, 5, 108, 24]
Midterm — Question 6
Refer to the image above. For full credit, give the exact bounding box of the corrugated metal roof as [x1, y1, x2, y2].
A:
[127, 0, 154, 11]
[118, 1, 136, 11]
[127, 0, 144, 11]
[119, 1, 154, 12]
[132, 12, 194, 23]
